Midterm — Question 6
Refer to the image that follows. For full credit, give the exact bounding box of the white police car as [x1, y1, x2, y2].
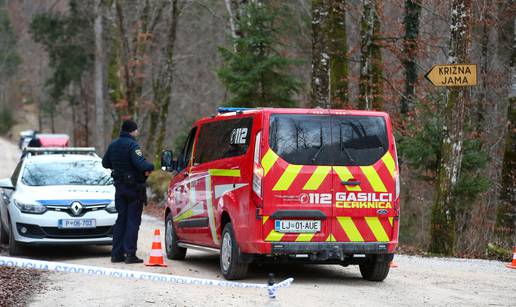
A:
[0, 148, 117, 255]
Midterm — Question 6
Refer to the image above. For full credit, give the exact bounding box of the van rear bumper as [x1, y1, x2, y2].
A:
[270, 242, 393, 255]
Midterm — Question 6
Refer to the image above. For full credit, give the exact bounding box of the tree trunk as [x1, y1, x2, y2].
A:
[429, 0, 472, 255]
[495, 17, 516, 247]
[358, 0, 382, 110]
[329, 0, 349, 109]
[94, 0, 105, 152]
[400, 0, 421, 115]
[311, 0, 330, 108]
[155, 0, 180, 164]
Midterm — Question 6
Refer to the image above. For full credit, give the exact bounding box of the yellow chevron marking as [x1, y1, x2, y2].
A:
[295, 233, 315, 242]
[381, 152, 396, 178]
[261, 149, 279, 176]
[325, 234, 336, 242]
[265, 230, 285, 241]
[334, 166, 361, 191]
[273, 164, 303, 191]
[388, 217, 394, 227]
[262, 216, 269, 225]
[365, 217, 390, 242]
[303, 166, 331, 190]
[208, 169, 241, 177]
[173, 209, 193, 222]
[360, 166, 387, 192]
[337, 217, 364, 242]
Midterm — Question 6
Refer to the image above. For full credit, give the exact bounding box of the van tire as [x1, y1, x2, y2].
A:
[8, 223, 23, 256]
[165, 213, 186, 260]
[359, 256, 390, 281]
[220, 223, 248, 280]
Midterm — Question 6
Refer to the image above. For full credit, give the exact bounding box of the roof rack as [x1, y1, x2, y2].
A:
[217, 107, 255, 114]
[23, 147, 97, 157]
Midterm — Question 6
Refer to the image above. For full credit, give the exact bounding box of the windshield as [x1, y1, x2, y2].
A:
[21, 160, 113, 186]
[269, 114, 388, 166]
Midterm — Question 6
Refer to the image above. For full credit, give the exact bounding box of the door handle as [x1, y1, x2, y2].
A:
[342, 180, 360, 186]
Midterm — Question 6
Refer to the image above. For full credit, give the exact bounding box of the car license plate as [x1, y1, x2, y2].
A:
[58, 219, 96, 229]
[274, 220, 321, 233]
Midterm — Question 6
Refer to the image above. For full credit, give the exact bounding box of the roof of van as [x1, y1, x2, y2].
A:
[196, 107, 390, 125]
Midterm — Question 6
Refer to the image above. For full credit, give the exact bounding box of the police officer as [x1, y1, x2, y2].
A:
[102, 119, 154, 264]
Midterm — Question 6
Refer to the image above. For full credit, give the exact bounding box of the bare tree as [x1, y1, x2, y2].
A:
[94, 0, 105, 152]
[400, 0, 421, 115]
[358, 0, 382, 110]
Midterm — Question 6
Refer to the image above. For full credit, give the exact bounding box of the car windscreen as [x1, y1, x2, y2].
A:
[21, 160, 113, 186]
[269, 114, 388, 166]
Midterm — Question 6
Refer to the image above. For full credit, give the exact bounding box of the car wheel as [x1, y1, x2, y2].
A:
[165, 213, 186, 260]
[0, 218, 8, 244]
[359, 255, 390, 281]
[8, 222, 23, 256]
[220, 223, 248, 280]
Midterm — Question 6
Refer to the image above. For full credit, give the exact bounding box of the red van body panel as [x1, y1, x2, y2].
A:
[165, 108, 400, 257]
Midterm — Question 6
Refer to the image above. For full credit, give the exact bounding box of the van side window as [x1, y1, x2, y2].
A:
[194, 117, 253, 165]
[180, 127, 197, 169]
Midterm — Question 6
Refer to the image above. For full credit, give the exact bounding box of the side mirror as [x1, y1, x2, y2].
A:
[0, 178, 14, 190]
[161, 150, 175, 172]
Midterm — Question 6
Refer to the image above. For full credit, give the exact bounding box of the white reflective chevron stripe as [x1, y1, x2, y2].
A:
[153, 236, 161, 242]
[205, 175, 219, 245]
[214, 184, 248, 199]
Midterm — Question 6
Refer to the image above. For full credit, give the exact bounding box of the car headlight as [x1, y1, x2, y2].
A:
[14, 200, 47, 214]
[106, 201, 117, 213]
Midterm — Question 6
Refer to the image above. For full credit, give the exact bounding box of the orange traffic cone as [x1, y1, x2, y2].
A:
[389, 261, 398, 268]
[145, 229, 167, 267]
[506, 246, 516, 269]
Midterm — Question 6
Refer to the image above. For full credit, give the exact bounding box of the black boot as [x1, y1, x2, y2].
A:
[125, 254, 144, 264]
[111, 255, 125, 263]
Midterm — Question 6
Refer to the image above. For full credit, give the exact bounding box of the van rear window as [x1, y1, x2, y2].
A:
[269, 114, 388, 166]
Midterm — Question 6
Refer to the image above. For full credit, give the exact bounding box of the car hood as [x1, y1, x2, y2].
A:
[15, 185, 115, 205]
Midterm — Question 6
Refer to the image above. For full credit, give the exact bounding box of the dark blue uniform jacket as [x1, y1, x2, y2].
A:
[102, 131, 154, 184]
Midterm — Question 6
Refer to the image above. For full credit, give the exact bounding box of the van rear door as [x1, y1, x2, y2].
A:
[330, 115, 397, 243]
[261, 113, 333, 243]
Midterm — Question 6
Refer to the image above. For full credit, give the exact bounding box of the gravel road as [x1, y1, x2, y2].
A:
[0, 138, 514, 306]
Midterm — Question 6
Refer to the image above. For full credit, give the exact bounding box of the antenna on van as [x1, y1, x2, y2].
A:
[217, 107, 254, 114]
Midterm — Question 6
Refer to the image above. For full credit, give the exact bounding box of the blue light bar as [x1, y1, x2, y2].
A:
[217, 107, 254, 114]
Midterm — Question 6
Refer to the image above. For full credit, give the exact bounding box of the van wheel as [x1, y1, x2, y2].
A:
[165, 213, 186, 260]
[8, 224, 23, 256]
[0, 219, 8, 244]
[359, 255, 390, 281]
[220, 223, 248, 280]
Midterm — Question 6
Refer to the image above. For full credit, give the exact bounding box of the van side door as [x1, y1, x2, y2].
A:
[170, 126, 199, 242]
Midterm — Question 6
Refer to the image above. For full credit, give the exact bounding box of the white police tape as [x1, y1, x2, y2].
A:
[0, 256, 293, 291]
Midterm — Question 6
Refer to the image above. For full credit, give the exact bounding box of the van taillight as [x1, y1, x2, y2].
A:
[252, 131, 263, 201]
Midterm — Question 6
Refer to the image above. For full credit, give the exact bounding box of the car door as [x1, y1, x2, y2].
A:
[1, 161, 22, 231]
[330, 115, 397, 243]
[261, 112, 334, 243]
[170, 127, 200, 243]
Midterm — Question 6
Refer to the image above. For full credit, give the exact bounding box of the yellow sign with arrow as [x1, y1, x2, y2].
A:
[425, 64, 477, 87]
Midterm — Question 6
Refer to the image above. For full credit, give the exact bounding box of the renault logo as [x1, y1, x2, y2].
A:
[70, 202, 83, 216]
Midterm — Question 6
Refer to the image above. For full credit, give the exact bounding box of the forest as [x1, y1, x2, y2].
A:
[0, 0, 514, 259]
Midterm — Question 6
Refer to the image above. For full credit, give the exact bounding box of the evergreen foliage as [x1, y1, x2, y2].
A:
[398, 96, 490, 253]
[217, 3, 301, 107]
[30, 0, 94, 101]
[399, 98, 490, 203]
